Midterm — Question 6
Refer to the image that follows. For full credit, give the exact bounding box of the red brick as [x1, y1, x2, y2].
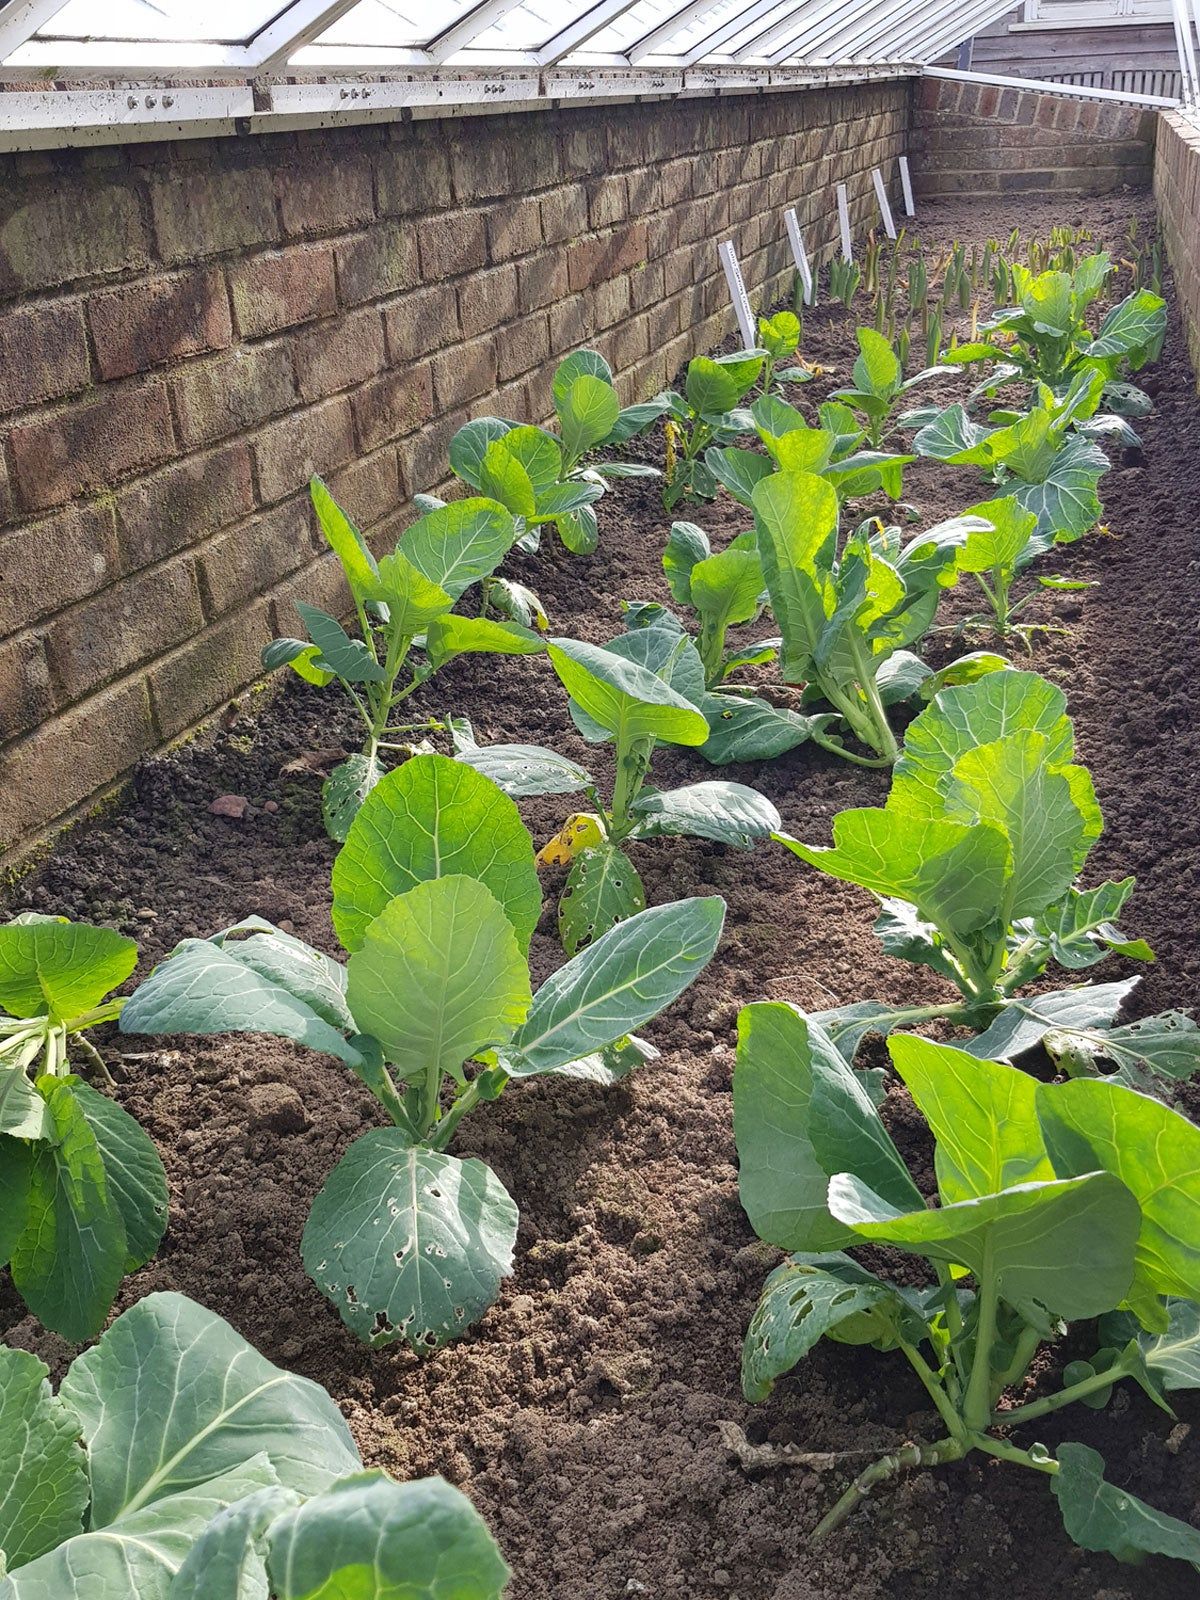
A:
[172, 343, 296, 448]
[430, 337, 497, 411]
[0, 677, 155, 853]
[567, 222, 648, 293]
[116, 442, 255, 572]
[353, 363, 434, 452]
[0, 301, 90, 413]
[0, 182, 149, 295]
[0, 502, 119, 635]
[418, 211, 488, 280]
[384, 285, 459, 362]
[148, 599, 274, 741]
[197, 499, 312, 619]
[328, 449, 402, 533]
[335, 225, 420, 305]
[293, 308, 387, 403]
[486, 199, 543, 264]
[542, 184, 589, 242]
[277, 158, 374, 237]
[497, 313, 550, 383]
[229, 247, 337, 338]
[10, 384, 175, 511]
[88, 269, 232, 381]
[518, 251, 568, 313]
[0, 634, 53, 744]
[265, 549, 351, 639]
[457, 265, 519, 338]
[46, 559, 203, 702]
[449, 138, 513, 202]
[151, 167, 280, 263]
[375, 144, 455, 216]
[254, 396, 356, 504]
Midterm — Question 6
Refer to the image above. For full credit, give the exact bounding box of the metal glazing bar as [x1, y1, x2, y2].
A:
[731, 0, 825, 61]
[249, 0, 362, 70]
[537, 0, 644, 66]
[0, 0, 71, 58]
[676, 0, 788, 64]
[627, 0, 731, 62]
[424, 0, 532, 64]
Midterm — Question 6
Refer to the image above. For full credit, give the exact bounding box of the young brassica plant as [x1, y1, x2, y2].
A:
[723, 469, 988, 767]
[452, 613, 778, 953]
[946, 492, 1095, 645]
[829, 326, 955, 448]
[908, 371, 1112, 542]
[0, 914, 167, 1341]
[659, 521, 774, 690]
[448, 350, 663, 554]
[0, 1291, 507, 1599]
[756, 311, 811, 396]
[658, 352, 765, 510]
[120, 754, 725, 1350]
[707, 395, 913, 509]
[941, 252, 1166, 414]
[733, 1015, 1200, 1572]
[776, 668, 1200, 1088]
[264, 476, 542, 841]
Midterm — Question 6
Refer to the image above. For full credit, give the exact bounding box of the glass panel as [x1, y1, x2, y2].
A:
[585, 0, 701, 52]
[470, 0, 586, 50]
[720, 0, 809, 53]
[35, 0, 287, 44]
[315, 0, 487, 49]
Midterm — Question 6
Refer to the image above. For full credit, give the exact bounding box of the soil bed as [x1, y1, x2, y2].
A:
[5, 191, 1198, 1599]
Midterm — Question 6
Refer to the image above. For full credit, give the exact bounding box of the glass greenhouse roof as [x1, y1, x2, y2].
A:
[0, 0, 1023, 72]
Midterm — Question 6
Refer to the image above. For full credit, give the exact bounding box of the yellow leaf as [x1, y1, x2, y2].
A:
[537, 813, 605, 868]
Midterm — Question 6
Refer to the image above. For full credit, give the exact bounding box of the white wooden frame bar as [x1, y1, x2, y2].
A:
[627, 0, 734, 62]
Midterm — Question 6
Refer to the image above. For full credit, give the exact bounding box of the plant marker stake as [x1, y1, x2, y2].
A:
[784, 207, 815, 306]
[899, 156, 915, 218]
[871, 168, 897, 240]
[718, 238, 756, 350]
[836, 183, 852, 262]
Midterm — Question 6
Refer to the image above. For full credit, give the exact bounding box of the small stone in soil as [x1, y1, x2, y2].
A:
[246, 1082, 309, 1135]
[209, 794, 252, 819]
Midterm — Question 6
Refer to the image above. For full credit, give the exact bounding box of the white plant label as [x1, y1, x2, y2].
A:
[836, 184, 852, 262]
[871, 168, 897, 239]
[784, 208, 815, 306]
[899, 155, 915, 217]
[718, 238, 756, 350]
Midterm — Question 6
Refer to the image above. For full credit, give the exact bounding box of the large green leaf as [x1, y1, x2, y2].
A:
[830, 1169, 1140, 1323]
[120, 923, 363, 1070]
[1037, 1077, 1200, 1315]
[1010, 433, 1107, 541]
[0, 1347, 87, 1571]
[690, 548, 764, 633]
[1103, 1298, 1200, 1391]
[630, 781, 780, 847]
[309, 477, 378, 599]
[448, 419, 511, 490]
[366, 554, 452, 637]
[734, 1003, 920, 1253]
[558, 845, 645, 956]
[73, 1080, 167, 1272]
[295, 606, 387, 687]
[777, 809, 1010, 943]
[661, 521, 711, 604]
[345, 876, 531, 1085]
[265, 1472, 510, 1599]
[558, 374, 620, 465]
[169, 1484, 301, 1600]
[685, 356, 751, 416]
[498, 425, 562, 494]
[547, 638, 709, 747]
[1053, 1442, 1200, 1571]
[10, 1077, 127, 1342]
[0, 1137, 33, 1263]
[888, 1035, 1053, 1204]
[699, 693, 817, 764]
[397, 498, 515, 601]
[750, 471, 837, 683]
[504, 896, 724, 1077]
[424, 615, 544, 670]
[1084, 289, 1167, 366]
[0, 920, 137, 1022]
[742, 1253, 922, 1403]
[332, 754, 541, 955]
[963, 979, 1137, 1062]
[61, 1292, 360, 1522]
[323, 753, 386, 845]
[956, 495, 1039, 577]
[301, 1133, 518, 1350]
[453, 741, 594, 799]
[2, 1459, 279, 1600]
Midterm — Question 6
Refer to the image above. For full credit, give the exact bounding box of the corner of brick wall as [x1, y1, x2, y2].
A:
[1155, 111, 1200, 384]
[0, 79, 916, 861]
[911, 75, 1157, 198]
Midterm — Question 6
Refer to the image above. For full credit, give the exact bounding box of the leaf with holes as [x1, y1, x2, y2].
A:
[558, 844, 646, 955]
[301, 1131, 518, 1351]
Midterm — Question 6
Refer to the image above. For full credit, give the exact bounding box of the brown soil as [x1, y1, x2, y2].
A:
[5, 190, 1199, 1599]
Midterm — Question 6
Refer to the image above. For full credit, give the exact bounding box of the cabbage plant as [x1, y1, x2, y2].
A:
[829, 326, 955, 448]
[0, 1291, 507, 1598]
[659, 521, 773, 690]
[264, 477, 544, 841]
[947, 492, 1094, 644]
[120, 755, 725, 1349]
[449, 350, 663, 554]
[452, 613, 777, 953]
[0, 914, 167, 1340]
[733, 1015, 1200, 1571]
[657, 351, 765, 509]
[706, 395, 912, 508]
[756, 310, 811, 396]
[777, 669, 1200, 1088]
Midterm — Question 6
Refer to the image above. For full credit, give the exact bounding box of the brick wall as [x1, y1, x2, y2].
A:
[912, 76, 1157, 198]
[1155, 112, 1200, 379]
[0, 80, 912, 861]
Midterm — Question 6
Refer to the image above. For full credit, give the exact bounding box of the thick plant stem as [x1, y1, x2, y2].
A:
[996, 1353, 1136, 1427]
[964, 1263, 999, 1432]
[811, 1437, 965, 1543]
[610, 733, 652, 839]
